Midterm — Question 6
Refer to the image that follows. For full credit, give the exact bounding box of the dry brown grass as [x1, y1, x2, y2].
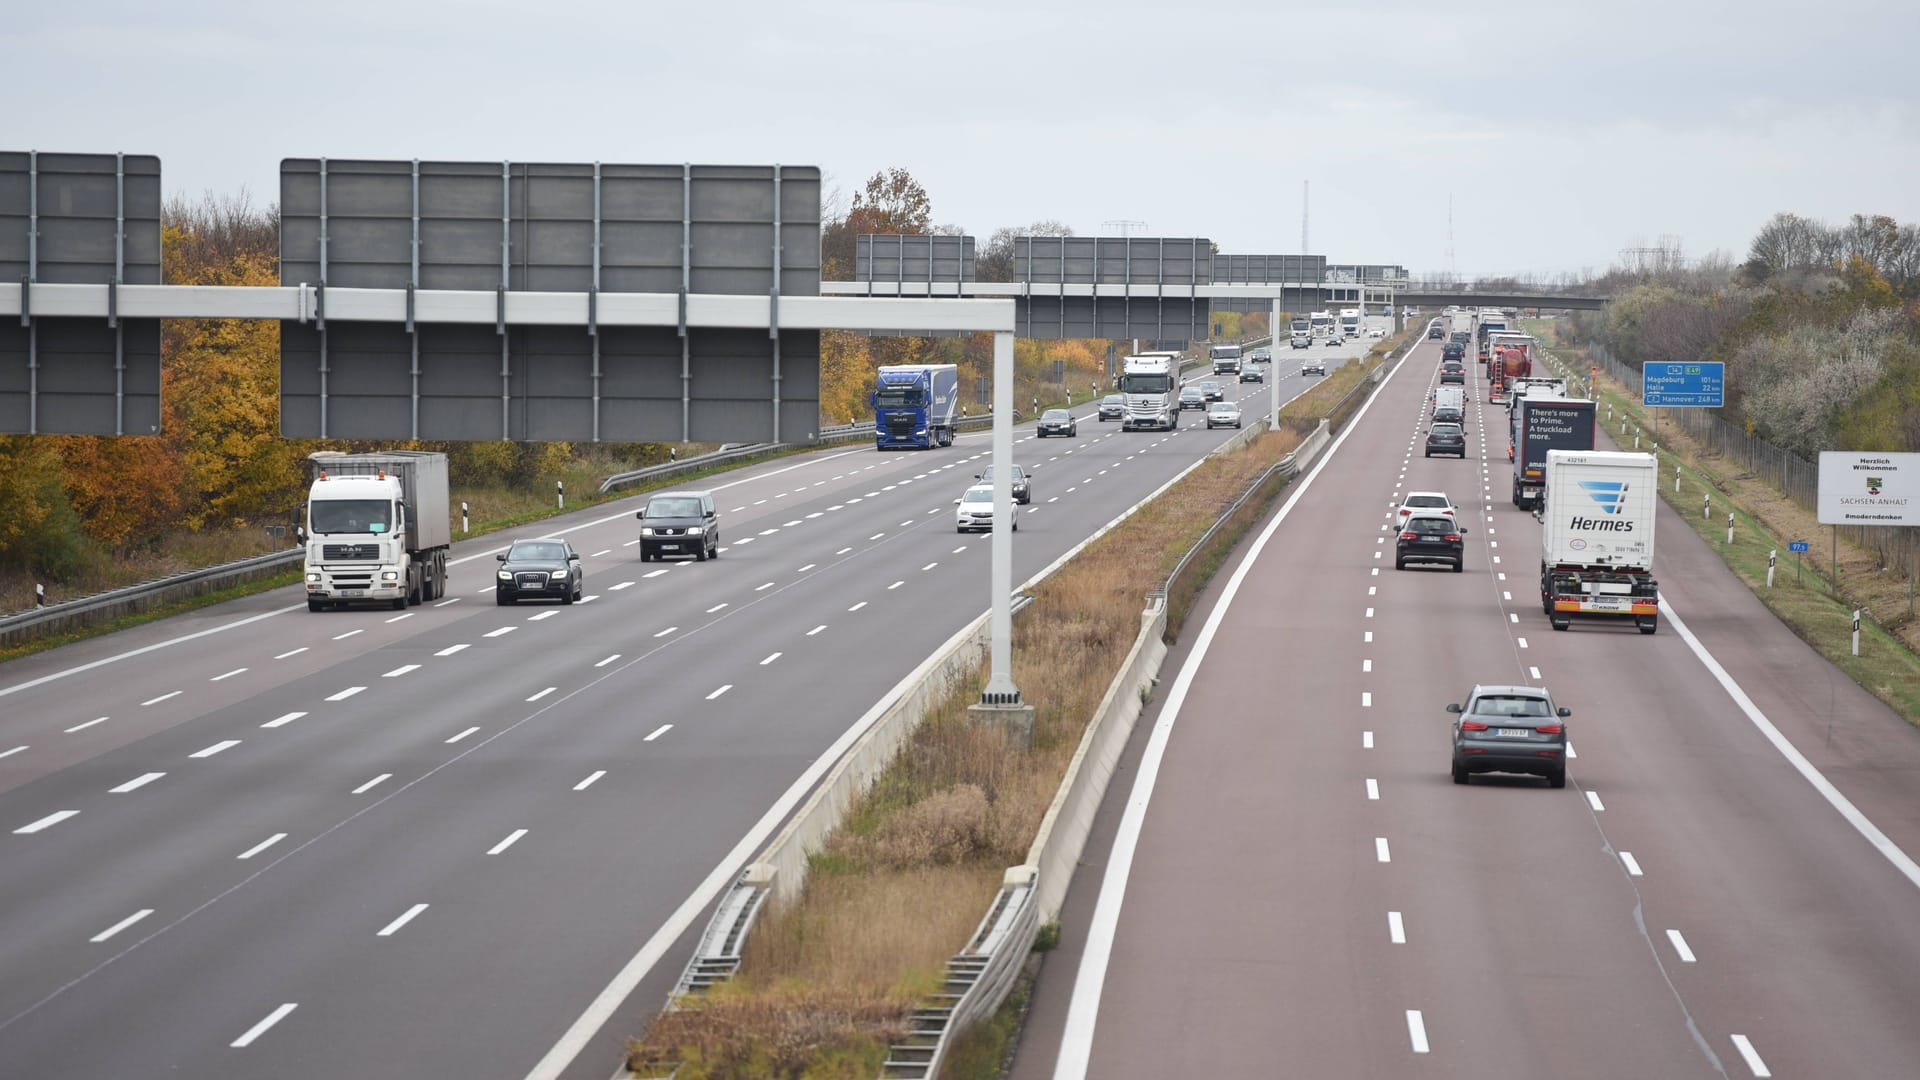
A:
[0, 526, 284, 611]
[627, 982, 907, 1079]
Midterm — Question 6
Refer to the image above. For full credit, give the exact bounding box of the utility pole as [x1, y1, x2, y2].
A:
[1102, 219, 1147, 237]
[1300, 181, 1309, 254]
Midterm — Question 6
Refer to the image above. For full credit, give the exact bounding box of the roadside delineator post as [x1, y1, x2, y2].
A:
[1853, 609, 1862, 657]
[1727, 512, 1735, 545]
[556, 479, 564, 511]
[1767, 550, 1777, 588]
[461, 501, 470, 534]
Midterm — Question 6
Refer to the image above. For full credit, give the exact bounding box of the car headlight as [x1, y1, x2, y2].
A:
[686, 525, 705, 536]
[497, 570, 512, 580]
[381, 570, 399, 582]
[550, 569, 569, 579]
[306, 572, 322, 584]
[640, 527, 655, 536]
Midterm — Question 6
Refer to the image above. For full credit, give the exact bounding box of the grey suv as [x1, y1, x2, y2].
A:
[1448, 684, 1572, 787]
[637, 490, 719, 561]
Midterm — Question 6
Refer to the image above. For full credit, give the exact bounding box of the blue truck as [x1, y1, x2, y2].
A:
[871, 364, 960, 450]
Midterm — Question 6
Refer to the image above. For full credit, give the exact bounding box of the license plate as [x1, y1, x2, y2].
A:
[340, 589, 365, 597]
[1587, 596, 1631, 610]
[1496, 728, 1532, 738]
[661, 544, 680, 551]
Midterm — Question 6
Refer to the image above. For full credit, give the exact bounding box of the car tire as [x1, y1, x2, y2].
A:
[957, 526, 966, 534]
[695, 541, 708, 562]
[1452, 560, 1463, 573]
[1013, 520, 1018, 532]
[307, 599, 325, 613]
[496, 592, 512, 606]
[709, 538, 719, 560]
[1547, 768, 1567, 790]
[562, 586, 575, 605]
[1452, 761, 1470, 785]
[1394, 558, 1406, 570]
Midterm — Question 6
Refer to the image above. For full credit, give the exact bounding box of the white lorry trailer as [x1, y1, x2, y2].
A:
[1539, 450, 1659, 634]
[303, 450, 452, 612]
[1120, 354, 1178, 431]
[1338, 308, 1361, 338]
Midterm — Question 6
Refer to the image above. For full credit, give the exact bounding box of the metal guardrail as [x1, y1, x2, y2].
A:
[0, 548, 304, 648]
[596, 443, 779, 494]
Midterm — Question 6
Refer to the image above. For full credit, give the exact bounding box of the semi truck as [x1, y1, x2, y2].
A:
[1487, 333, 1536, 404]
[1539, 450, 1659, 634]
[1120, 354, 1178, 431]
[1338, 308, 1361, 338]
[1475, 311, 1511, 362]
[871, 364, 959, 449]
[1310, 311, 1335, 339]
[1510, 395, 1597, 510]
[1209, 343, 1244, 377]
[303, 451, 452, 612]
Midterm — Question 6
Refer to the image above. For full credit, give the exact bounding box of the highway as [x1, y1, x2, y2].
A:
[0, 342, 1357, 1078]
[1016, 325, 1920, 1079]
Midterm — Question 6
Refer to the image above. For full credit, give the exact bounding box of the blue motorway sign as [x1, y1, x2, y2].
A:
[1642, 361, 1725, 407]
[1788, 540, 1811, 553]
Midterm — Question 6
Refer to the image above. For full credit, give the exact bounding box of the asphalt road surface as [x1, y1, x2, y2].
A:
[0, 339, 1367, 1078]
[1016, 325, 1920, 1079]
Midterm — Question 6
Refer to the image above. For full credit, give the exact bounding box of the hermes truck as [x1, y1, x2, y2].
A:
[1539, 450, 1659, 634]
[1510, 396, 1597, 510]
[304, 450, 452, 612]
[872, 364, 960, 450]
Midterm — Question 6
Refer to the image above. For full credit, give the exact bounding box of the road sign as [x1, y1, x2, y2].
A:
[1788, 540, 1810, 553]
[1817, 451, 1920, 526]
[1641, 362, 1724, 407]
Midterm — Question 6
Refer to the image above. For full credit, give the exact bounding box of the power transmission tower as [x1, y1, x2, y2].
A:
[1446, 193, 1456, 282]
[1101, 220, 1148, 237]
[1300, 181, 1309, 253]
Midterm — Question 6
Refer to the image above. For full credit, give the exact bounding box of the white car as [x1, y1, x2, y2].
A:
[955, 484, 1017, 533]
[1396, 490, 1457, 524]
[1301, 358, 1328, 376]
[1205, 401, 1242, 429]
[1367, 326, 1386, 339]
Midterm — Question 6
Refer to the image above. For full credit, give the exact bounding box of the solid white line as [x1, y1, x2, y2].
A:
[1620, 851, 1643, 876]
[238, 832, 287, 859]
[140, 691, 181, 706]
[91, 908, 154, 943]
[807, 624, 827, 636]
[273, 647, 307, 659]
[1376, 837, 1392, 862]
[435, 644, 470, 656]
[574, 770, 605, 791]
[1666, 928, 1697, 962]
[1366, 778, 1380, 800]
[1361, 691, 1372, 707]
[527, 687, 556, 702]
[1661, 599, 1920, 891]
[760, 652, 782, 665]
[1730, 1034, 1771, 1077]
[1406, 1010, 1429, 1053]
[1363, 731, 1374, 749]
[332, 629, 363, 640]
[14, 810, 79, 834]
[1586, 791, 1606, 812]
[377, 903, 429, 937]
[382, 664, 420, 678]
[653, 626, 677, 638]
[645, 724, 672, 741]
[190, 740, 240, 759]
[595, 654, 621, 667]
[231, 1003, 297, 1048]
[706, 685, 732, 700]
[66, 716, 109, 732]
[325, 686, 366, 701]
[0, 745, 25, 759]
[110, 772, 165, 793]
[488, 829, 528, 855]
[352, 774, 391, 794]
[210, 667, 247, 682]
[1388, 911, 1405, 944]
[446, 726, 480, 744]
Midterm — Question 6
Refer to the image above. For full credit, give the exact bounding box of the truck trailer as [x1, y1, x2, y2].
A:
[1511, 396, 1597, 510]
[872, 364, 960, 449]
[1539, 450, 1659, 633]
[1488, 333, 1536, 403]
[304, 451, 452, 612]
[1120, 354, 1178, 431]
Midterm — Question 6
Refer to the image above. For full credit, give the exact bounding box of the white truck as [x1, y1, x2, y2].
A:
[1310, 311, 1335, 339]
[1338, 308, 1361, 339]
[1120, 354, 1178, 431]
[1209, 343, 1244, 377]
[1539, 450, 1659, 634]
[303, 450, 452, 612]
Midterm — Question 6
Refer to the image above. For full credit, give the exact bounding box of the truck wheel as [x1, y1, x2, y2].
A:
[1638, 616, 1658, 635]
[407, 574, 421, 606]
[307, 599, 325, 613]
[1551, 615, 1571, 631]
[392, 595, 407, 611]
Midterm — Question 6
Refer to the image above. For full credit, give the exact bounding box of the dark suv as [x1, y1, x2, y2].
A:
[637, 490, 719, 561]
[495, 538, 584, 605]
[1442, 342, 1466, 363]
[1425, 422, 1466, 457]
[1448, 684, 1572, 787]
[1440, 362, 1466, 385]
[1396, 514, 1465, 572]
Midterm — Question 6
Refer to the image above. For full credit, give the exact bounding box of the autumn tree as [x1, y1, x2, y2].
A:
[821, 167, 934, 282]
[976, 221, 1074, 283]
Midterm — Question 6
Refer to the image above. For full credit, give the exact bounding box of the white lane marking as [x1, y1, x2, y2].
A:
[798, 563, 816, 572]
[574, 771, 606, 791]
[528, 611, 558, 622]
[477, 587, 494, 595]
[210, 667, 248, 682]
[888, 581, 905, 590]
[382, 664, 420, 678]
[1362, 692, 1372, 707]
[836, 547, 853, 555]
[1365, 608, 1374, 618]
[1406, 1010, 1429, 1053]
[1666, 929, 1697, 963]
[488, 829, 529, 855]
[1364, 631, 1373, 643]
[1730, 1035, 1771, 1077]
[1567, 742, 1578, 758]
[755, 582, 775, 592]
[806, 512, 824, 519]
[484, 627, 516, 638]
[645, 724, 673, 741]
[66, 716, 109, 733]
[435, 644, 470, 657]
[1376, 837, 1392, 863]
[1503, 590, 1513, 600]
[527, 687, 557, 702]
[1366, 778, 1380, 800]
[1371, 568, 1379, 576]
[760, 652, 782, 666]
[1586, 791, 1606, 812]
[753, 499, 767, 505]
[273, 647, 307, 660]
[1388, 911, 1406, 944]
[610, 581, 635, 591]
[735, 538, 756, 546]
[1516, 637, 1528, 649]
[0, 745, 25, 759]
[653, 627, 678, 638]
[110, 772, 165, 793]
[261, 711, 306, 729]
[237, 832, 287, 860]
[1620, 851, 1643, 875]
[15, 810, 79, 834]
[806, 624, 827, 636]
[352, 774, 391, 794]
[706, 603, 729, 613]
[1049, 496, 1061, 503]
[332, 629, 363, 641]
[231, 1003, 298, 1048]
[1529, 666, 1541, 680]
[899, 519, 914, 527]
[377, 903, 429, 937]
[140, 690, 181, 706]
[643, 569, 669, 578]
[706, 685, 732, 700]
[326, 685, 367, 701]
[1497, 572, 1506, 581]
[1363, 731, 1374, 749]
[190, 740, 240, 759]
[758, 528, 778, 536]
[385, 612, 414, 624]
[1493, 555, 1501, 564]
[869, 533, 885, 540]
[1367, 586, 1376, 596]
[849, 602, 868, 612]
[91, 908, 155, 943]
[590, 549, 611, 558]
[1509, 613, 1519, 624]
[595, 654, 621, 668]
[446, 726, 480, 744]
[1363, 659, 1372, 672]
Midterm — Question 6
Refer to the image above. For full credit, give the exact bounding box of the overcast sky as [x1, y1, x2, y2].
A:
[9, 0, 1917, 280]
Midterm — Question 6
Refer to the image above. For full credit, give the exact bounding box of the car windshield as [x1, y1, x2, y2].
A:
[1474, 695, 1552, 717]
[1121, 374, 1172, 394]
[1181, 388, 1203, 398]
[963, 488, 993, 503]
[647, 497, 703, 518]
[1208, 403, 1234, 413]
[978, 466, 1023, 481]
[510, 541, 567, 561]
[309, 498, 392, 535]
[1431, 424, 1463, 435]
[1407, 517, 1455, 535]
[1104, 395, 1125, 405]
[1406, 496, 1449, 508]
[875, 388, 923, 407]
[1043, 409, 1069, 420]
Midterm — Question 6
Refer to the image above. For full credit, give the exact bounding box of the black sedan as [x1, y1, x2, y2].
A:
[496, 538, 584, 605]
[1199, 381, 1226, 402]
[1036, 408, 1078, 438]
[976, 464, 1031, 505]
[1395, 514, 1465, 572]
[1440, 363, 1466, 384]
[1239, 367, 1264, 383]
[1428, 325, 1445, 339]
[1449, 684, 1571, 787]
[1098, 394, 1126, 421]
[1425, 422, 1467, 457]
[1179, 386, 1207, 410]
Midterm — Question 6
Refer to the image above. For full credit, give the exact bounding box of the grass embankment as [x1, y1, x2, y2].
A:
[626, 331, 1414, 1078]
[1527, 322, 1920, 727]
